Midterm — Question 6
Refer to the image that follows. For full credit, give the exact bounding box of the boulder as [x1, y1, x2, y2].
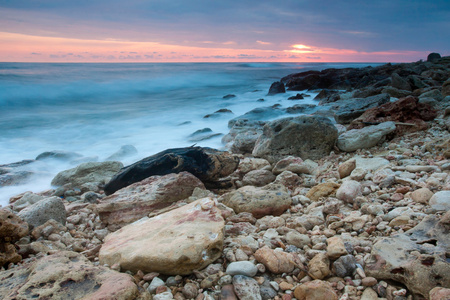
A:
[365, 215, 450, 299]
[254, 246, 295, 274]
[17, 196, 66, 228]
[391, 73, 412, 91]
[0, 160, 35, 186]
[294, 280, 338, 300]
[381, 86, 411, 98]
[0, 251, 140, 299]
[220, 184, 292, 218]
[430, 287, 450, 300]
[223, 119, 265, 154]
[0, 209, 29, 267]
[429, 191, 450, 211]
[337, 121, 396, 152]
[99, 198, 224, 275]
[427, 52, 441, 62]
[333, 93, 390, 124]
[242, 169, 275, 187]
[51, 161, 123, 188]
[96, 172, 205, 226]
[104, 147, 239, 195]
[442, 79, 450, 97]
[267, 81, 285, 95]
[252, 115, 338, 163]
[229, 107, 285, 126]
[36, 150, 82, 162]
[348, 96, 437, 135]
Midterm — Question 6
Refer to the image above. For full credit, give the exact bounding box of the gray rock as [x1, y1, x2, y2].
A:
[18, 196, 66, 228]
[148, 277, 165, 294]
[233, 275, 262, 300]
[226, 261, 258, 277]
[252, 115, 338, 163]
[333, 93, 390, 124]
[391, 73, 411, 91]
[35, 150, 82, 162]
[337, 121, 396, 152]
[260, 286, 278, 300]
[285, 230, 311, 248]
[332, 254, 357, 277]
[106, 145, 138, 161]
[429, 191, 450, 211]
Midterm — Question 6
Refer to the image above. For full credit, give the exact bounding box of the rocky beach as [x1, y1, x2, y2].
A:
[1, 53, 450, 300]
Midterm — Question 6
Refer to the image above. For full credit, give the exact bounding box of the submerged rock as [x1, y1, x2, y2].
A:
[268, 81, 285, 95]
[99, 198, 224, 275]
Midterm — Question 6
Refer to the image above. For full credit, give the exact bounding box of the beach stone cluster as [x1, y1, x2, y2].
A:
[0, 54, 449, 300]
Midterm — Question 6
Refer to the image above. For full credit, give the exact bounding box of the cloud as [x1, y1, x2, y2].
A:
[30, 52, 41, 55]
[257, 40, 272, 45]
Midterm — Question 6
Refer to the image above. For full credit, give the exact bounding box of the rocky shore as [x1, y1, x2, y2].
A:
[1, 53, 449, 300]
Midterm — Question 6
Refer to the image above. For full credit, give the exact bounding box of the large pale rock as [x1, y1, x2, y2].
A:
[410, 187, 434, 204]
[17, 196, 66, 228]
[326, 236, 348, 260]
[0, 251, 140, 299]
[429, 191, 450, 210]
[293, 280, 338, 300]
[51, 161, 123, 188]
[430, 287, 450, 300]
[337, 122, 396, 152]
[365, 215, 450, 299]
[96, 172, 205, 226]
[99, 198, 224, 275]
[336, 180, 362, 203]
[308, 253, 331, 280]
[104, 147, 239, 195]
[306, 182, 340, 201]
[252, 115, 338, 163]
[254, 246, 295, 274]
[220, 184, 292, 218]
[242, 169, 275, 187]
[353, 156, 390, 173]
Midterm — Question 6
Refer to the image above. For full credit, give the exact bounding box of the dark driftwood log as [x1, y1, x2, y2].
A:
[104, 147, 239, 195]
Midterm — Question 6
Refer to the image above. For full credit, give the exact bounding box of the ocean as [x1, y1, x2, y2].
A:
[0, 62, 380, 206]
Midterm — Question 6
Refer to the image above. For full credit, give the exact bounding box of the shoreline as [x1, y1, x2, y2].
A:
[1, 54, 449, 299]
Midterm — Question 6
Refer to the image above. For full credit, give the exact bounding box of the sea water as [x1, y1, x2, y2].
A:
[0, 62, 379, 206]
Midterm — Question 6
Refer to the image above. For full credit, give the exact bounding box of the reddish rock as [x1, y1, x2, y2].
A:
[349, 96, 437, 135]
[293, 280, 338, 300]
[254, 246, 295, 274]
[430, 287, 450, 300]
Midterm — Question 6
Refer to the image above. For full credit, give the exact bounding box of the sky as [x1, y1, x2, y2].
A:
[0, 0, 449, 63]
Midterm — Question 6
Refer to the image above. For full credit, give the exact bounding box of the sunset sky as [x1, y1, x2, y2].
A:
[0, 0, 449, 63]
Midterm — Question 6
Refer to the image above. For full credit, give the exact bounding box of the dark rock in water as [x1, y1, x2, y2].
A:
[204, 108, 233, 118]
[188, 128, 222, 142]
[223, 94, 236, 99]
[365, 213, 450, 299]
[0, 160, 35, 169]
[349, 96, 438, 135]
[257, 98, 265, 102]
[427, 52, 441, 62]
[106, 145, 138, 161]
[104, 147, 239, 195]
[285, 104, 316, 114]
[333, 93, 390, 124]
[177, 121, 192, 126]
[228, 106, 284, 128]
[36, 150, 83, 162]
[288, 93, 305, 100]
[315, 89, 341, 104]
[267, 81, 285, 95]
[252, 115, 338, 163]
[0, 171, 34, 187]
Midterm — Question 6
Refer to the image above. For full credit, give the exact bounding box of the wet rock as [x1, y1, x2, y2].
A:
[226, 261, 258, 277]
[252, 115, 338, 163]
[337, 122, 396, 152]
[223, 94, 236, 99]
[188, 128, 222, 142]
[242, 169, 276, 187]
[306, 182, 340, 201]
[336, 180, 362, 204]
[0, 251, 139, 299]
[327, 236, 348, 260]
[365, 215, 450, 299]
[51, 161, 123, 189]
[99, 198, 224, 275]
[308, 252, 330, 279]
[17, 196, 66, 228]
[230, 107, 285, 126]
[104, 147, 239, 195]
[288, 93, 305, 100]
[233, 275, 262, 300]
[293, 280, 338, 300]
[268, 81, 285, 95]
[96, 172, 205, 226]
[333, 93, 390, 124]
[338, 159, 356, 179]
[36, 150, 83, 162]
[220, 184, 292, 218]
[106, 145, 138, 161]
[254, 246, 295, 274]
[332, 254, 357, 277]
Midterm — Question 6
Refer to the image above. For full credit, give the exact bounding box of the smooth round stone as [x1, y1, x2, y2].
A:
[226, 261, 258, 277]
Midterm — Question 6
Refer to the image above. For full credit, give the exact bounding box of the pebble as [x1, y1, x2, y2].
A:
[232, 275, 262, 300]
[226, 261, 258, 277]
[148, 277, 165, 294]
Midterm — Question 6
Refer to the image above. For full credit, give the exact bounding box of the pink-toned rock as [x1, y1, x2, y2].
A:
[338, 159, 356, 179]
[220, 184, 292, 218]
[430, 287, 450, 300]
[306, 182, 340, 201]
[293, 280, 338, 300]
[96, 171, 205, 226]
[99, 198, 224, 275]
[242, 169, 275, 187]
[0, 251, 140, 299]
[238, 157, 271, 174]
[274, 171, 302, 190]
[272, 156, 314, 175]
[326, 236, 348, 260]
[411, 188, 434, 204]
[254, 246, 295, 274]
[336, 180, 362, 203]
[308, 253, 331, 280]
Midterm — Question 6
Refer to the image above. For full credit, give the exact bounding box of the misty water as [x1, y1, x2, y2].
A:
[0, 62, 380, 206]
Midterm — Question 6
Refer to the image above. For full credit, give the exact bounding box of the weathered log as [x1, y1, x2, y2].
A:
[104, 147, 239, 195]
